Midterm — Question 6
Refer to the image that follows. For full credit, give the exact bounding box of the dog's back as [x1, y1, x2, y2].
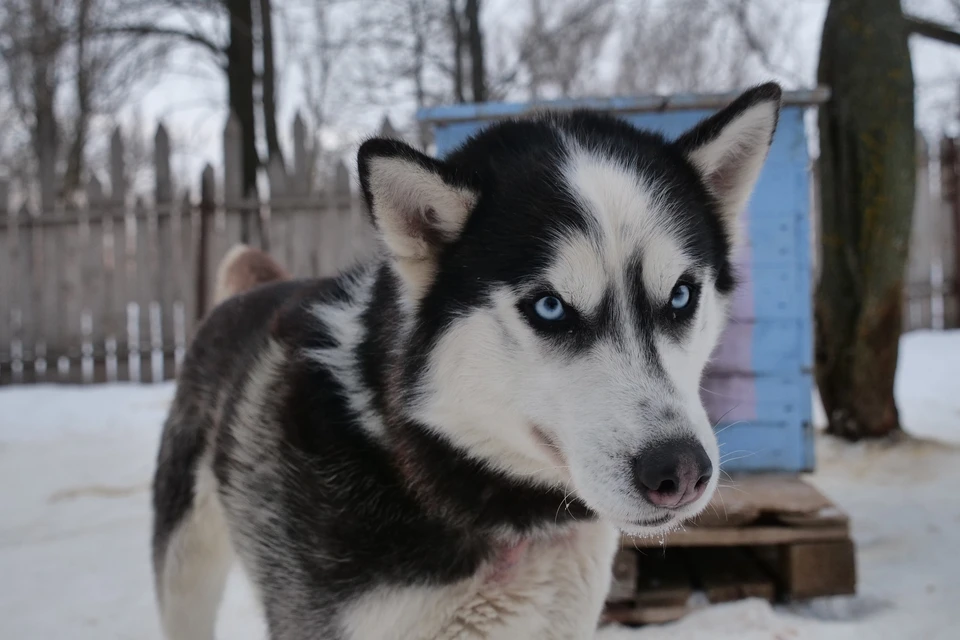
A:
[152, 245, 293, 639]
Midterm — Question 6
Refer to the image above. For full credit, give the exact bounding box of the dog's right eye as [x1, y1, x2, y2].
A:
[520, 293, 577, 332]
[534, 295, 565, 321]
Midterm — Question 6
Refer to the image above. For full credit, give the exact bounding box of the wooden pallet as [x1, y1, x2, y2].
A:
[603, 474, 856, 626]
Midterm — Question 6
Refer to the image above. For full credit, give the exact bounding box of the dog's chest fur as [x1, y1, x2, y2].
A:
[206, 276, 614, 636]
[339, 520, 618, 640]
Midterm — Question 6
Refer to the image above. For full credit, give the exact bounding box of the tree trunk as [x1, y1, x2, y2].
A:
[258, 0, 283, 165]
[528, 0, 545, 100]
[815, 0, 915, 440]
[29, 0, 59, 211]
[226, 0, 259, 203]
[63, 0, 93, 198]
[465, 0, 486, 102]
[448, 0, 466, 103]
[409, 0, 429, 149]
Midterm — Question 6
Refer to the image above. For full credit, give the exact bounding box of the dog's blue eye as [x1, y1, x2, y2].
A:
[670, 284, 692, 310]
[534, 296, 566, 321]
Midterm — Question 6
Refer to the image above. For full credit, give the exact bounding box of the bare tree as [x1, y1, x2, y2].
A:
[346, 0, 449, 145]
[258, 0, 282, 165]
[0, 0, 169, 205]
[297, 2, 352, 132]
[0, 0, 64, 207]
[62, 0, 94, 195]
[223, 0, 258, 200]
[613, 0, 805, 96]
[519, 0, 614, 100]
[448, 0, 466, 102]
[101, 0, 283, 201]
[464, 0, 485, 102]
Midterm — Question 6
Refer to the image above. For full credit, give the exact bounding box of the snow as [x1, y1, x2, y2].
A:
[2, 331, 960, 639]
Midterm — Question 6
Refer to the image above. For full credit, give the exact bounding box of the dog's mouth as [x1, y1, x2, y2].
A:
[631, 513, 673, 527]
[614, 512, 679, 537]
[530, 424, 567, 468]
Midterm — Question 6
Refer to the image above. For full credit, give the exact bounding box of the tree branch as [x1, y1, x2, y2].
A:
[96, 24, 225, 61]
[905, 14, 960, 47]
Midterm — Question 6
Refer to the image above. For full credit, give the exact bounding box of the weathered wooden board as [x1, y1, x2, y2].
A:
[687, 547, 776, 603]
[691, 474, 837, 528]
[604, 549, 695, 625]
[621, 525, 849, 549]
[607, 549, 639, 603]
[780, 540, 857, 600]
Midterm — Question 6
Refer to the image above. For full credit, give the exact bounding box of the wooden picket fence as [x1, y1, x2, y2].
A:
[2, 117, 959, 385]
[906, 135, 960, 330]
[0, 114, 379, 385]
[811, 132, 960, 332]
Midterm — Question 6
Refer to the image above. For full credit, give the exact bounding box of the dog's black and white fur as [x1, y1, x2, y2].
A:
[152, 84, 782, 639]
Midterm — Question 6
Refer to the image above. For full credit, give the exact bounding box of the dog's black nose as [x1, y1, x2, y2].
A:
[634, 439, 712, 509]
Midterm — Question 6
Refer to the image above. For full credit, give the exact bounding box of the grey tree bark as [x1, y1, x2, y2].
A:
[815, 0, 916, 440]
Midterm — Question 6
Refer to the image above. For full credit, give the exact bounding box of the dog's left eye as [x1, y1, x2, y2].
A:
[534, 295, 566, 321]
[667, 281, 699, 320]
[521, 293, 577, 332]
[670, 285, 692, 309]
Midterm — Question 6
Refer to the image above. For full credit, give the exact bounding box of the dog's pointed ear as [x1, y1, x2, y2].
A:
[675, 83, 782, 240]
[358, 138, 478, 299]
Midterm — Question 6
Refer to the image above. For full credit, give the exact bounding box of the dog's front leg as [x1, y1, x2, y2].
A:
[539, 519, 619, 639]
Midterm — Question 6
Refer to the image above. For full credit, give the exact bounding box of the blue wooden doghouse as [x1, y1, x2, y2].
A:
[419, 89, 828, 475]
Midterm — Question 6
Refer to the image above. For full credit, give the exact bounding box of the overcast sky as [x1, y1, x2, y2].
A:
[115, 0, 960, 190]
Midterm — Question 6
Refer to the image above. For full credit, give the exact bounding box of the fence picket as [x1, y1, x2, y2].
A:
[2, 118, 956, 386]
[0, 179, 9, 383]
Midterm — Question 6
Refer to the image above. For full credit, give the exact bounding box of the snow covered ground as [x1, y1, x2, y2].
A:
[1, 330, 959, 639]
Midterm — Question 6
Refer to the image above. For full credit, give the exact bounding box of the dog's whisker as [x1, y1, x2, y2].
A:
[554, 485, 580, 524]
[711, 404, 742, 429]
[715, 483, 729, 519]
[713, 420, 745, 437]
[520, 464, 571, 478]
[719, 449, 765, 467]
[699, 385, 737, 398]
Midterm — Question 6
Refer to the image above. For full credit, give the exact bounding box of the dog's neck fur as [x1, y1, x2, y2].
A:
[331, 261, 593, 540]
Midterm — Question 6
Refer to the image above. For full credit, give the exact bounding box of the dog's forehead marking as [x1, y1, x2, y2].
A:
[552, 142, 692, 310]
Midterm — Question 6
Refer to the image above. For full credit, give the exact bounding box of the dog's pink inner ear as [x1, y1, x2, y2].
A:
[677, 86, 781, 237]
[360, 151, 477, 299]
[364, 154, 477, 261]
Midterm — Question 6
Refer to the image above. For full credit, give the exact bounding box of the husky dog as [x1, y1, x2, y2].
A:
[152, 83, 782, 640]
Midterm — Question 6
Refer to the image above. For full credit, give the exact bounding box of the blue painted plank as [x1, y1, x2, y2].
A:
[418, 88, 830, 126]
[744, 108, 813, 471]
[715, 417, 813, 473]
[705, 374, 810, 426]
[708, 319, 806, 375]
